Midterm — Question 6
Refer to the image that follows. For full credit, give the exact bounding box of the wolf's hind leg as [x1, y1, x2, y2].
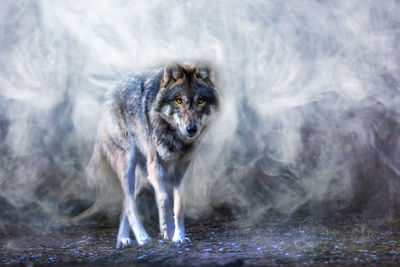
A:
[118, 147, 150, 246]
[116, 203, 132, 248]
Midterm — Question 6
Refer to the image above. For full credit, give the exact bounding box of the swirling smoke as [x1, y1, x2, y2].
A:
[0, 0, 400, 223]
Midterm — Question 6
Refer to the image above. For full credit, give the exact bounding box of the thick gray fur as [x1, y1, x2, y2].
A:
[87, 62, 219, 248]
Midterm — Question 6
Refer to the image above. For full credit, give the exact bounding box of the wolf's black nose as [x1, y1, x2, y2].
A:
[186, 125, 197, 136]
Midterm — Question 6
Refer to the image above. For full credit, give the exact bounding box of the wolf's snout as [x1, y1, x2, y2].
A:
[186, 125, 197, 137]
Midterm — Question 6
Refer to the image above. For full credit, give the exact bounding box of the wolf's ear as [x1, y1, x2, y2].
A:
[196, 63, 215, 82]
[162, 62, 184, 87]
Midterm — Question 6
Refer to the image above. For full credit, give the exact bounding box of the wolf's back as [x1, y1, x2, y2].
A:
[86, 68, 163, 188]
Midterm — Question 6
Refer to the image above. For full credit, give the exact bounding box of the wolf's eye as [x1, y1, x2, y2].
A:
[175, 97, 183, 104]
[197, 99, 205, 105]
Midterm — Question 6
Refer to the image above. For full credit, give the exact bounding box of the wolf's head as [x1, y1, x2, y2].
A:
[155, 62, 220, 143]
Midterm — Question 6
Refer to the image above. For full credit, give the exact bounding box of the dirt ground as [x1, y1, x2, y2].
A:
[1, 210, 400, 266]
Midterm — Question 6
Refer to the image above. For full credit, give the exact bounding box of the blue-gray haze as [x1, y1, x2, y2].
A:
[0, 0, 399, 221]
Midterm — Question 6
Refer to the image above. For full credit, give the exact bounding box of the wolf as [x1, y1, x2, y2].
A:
[86, 62, 220, 248]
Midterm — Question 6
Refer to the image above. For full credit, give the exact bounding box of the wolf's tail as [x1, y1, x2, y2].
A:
[60, 140, 122, 223]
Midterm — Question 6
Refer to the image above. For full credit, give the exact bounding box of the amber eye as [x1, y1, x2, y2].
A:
[197, 98, 205, 105]
[175, 97, 183, 104]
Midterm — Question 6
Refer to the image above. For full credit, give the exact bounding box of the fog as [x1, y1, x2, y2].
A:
[1, 0, 399, 223]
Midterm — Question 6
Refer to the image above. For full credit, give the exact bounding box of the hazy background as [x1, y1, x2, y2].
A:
[1, 0, 400, 224]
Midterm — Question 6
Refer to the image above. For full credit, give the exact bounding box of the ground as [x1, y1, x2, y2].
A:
[1, 211, 400, 266]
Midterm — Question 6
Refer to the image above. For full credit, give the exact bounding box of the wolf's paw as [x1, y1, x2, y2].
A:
[160, 228, 170, 240]
[160, 224, 174, 240]
[172, 234, 191, 244]
[136, 233, 151, 246]
[116, 237, 132, 249]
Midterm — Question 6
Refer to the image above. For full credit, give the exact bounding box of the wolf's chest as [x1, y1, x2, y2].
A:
[154, 134, 193, 162]
[156, 145, 181, 161]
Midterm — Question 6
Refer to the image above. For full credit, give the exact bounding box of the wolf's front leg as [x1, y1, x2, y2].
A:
[119, 148, 150, 246]
[147, 151, 174, 240]
[172, 163, 190, 244]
